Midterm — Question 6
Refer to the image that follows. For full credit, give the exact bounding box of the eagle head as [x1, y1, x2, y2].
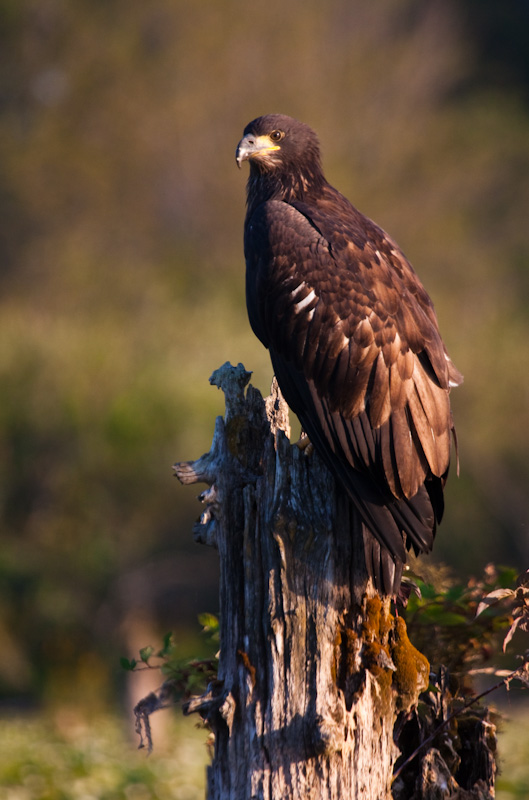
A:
[236, 114, 322, 175]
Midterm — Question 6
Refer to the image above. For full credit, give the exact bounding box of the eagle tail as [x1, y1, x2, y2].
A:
[269, 355, 440, 596]
[362, 530, 404, 596]
[328, 458, 438, 595]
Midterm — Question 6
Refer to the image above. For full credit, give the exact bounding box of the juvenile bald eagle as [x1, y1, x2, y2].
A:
[236, 114, 462, 595]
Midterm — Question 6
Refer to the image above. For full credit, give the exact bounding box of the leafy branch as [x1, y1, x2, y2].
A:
[393, 652, 529, 784]
[121, 615, 219, 751]
[393, 564, 529, 790]
[476, 569, 529, 652]
[402, 563, 517, 683]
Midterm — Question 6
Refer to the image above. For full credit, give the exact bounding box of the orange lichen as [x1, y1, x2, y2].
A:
[333, 598, 428, 714]
[332, 629, 341, 684]
[391, 616, 429, 711]
[378, 603, 392, 639]
[362, 641, 388, 674]
[333, 624, 359, 689]
[362, 596, 382, 640]
[237, 649, 257, 687]
[358, 597, 397, 702]
[342, 628, 358, 675]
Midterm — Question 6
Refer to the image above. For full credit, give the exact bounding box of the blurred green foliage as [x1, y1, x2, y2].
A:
[1, 0, 529, 714]
[496, 704, 529, 799]
[0, 712, 208, 799]
[403, 563, 517, 684]
[0, 706, 526, 799]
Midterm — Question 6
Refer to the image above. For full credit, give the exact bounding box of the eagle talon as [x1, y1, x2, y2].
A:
[295, 432, 314, 455]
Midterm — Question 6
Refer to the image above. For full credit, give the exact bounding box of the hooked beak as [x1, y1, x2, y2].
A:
[236, 134, 281, 168]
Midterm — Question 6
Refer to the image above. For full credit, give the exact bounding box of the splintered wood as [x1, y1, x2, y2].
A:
[173, 362, 494, 800]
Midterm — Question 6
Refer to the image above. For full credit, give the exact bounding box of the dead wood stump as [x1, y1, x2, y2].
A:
[173, 362, 495, 800]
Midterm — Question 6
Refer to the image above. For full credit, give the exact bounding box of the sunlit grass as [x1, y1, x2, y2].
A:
[0, 711, 208, 800]
[0, 705, 528, 798]
[496, 704, 529, 800]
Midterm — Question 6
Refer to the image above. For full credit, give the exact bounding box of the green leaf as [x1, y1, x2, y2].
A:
[139, 645, 154, 663]
[161, 657, 187, 679]
[497, 566, 519, 588]
[416, 582, 440, 600]
[198, 613, 219, 632]
[157, 632, 174, 657]
[185, 672, 205, 693]
[445, 584, 466, 603]
[120, 657, 137, 671]
[419, 607, 468, 626]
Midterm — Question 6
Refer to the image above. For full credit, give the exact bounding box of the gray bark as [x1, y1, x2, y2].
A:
[174, 362, 495, 800]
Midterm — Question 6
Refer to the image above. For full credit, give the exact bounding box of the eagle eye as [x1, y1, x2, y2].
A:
[270, 130, 284, 142]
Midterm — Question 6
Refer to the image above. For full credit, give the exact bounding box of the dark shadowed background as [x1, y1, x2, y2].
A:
[1, 1, 529, 791]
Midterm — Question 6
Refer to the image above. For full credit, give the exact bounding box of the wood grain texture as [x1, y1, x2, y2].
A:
[175, 362, 428, 799]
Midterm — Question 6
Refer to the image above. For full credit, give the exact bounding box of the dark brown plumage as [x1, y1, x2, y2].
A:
[236, 114, 462, 594]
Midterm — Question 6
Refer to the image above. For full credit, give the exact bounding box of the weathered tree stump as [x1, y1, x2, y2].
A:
[173, 362, 495, 800]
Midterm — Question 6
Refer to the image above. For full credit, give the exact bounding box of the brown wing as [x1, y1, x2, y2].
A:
[245, 195, 461, 586]
[246, 198, 460, 488]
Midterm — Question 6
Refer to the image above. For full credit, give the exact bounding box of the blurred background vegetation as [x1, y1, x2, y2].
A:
[1, 0, 529, 796]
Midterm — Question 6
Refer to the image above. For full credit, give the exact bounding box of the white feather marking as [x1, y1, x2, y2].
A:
[292, 288, 317, 313]
[289, 280, 307, 296]
[445, 352, 460, 387]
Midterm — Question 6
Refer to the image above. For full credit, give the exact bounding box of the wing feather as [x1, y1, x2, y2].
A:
[379, 416, 396, 494]
[368, 352, 392, 428]
[245, 195, 460, 593]
[391, 407, 425, 497]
